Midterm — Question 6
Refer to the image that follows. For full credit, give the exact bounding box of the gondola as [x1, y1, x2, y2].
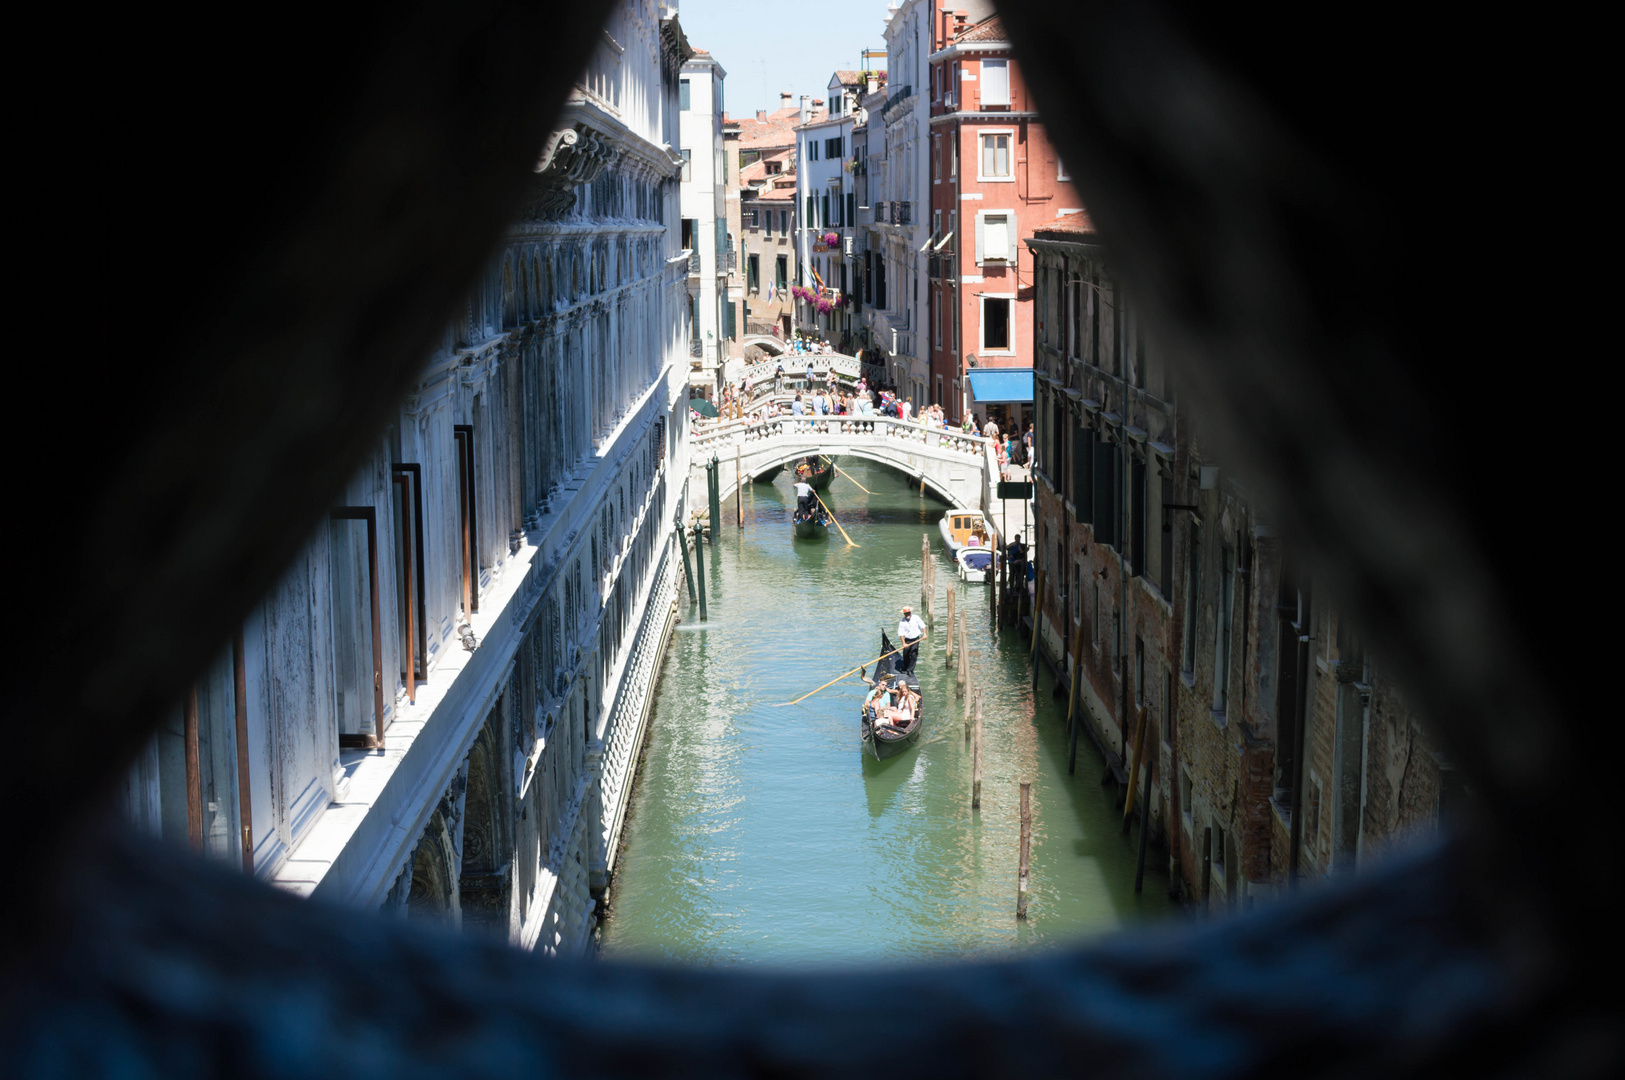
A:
[792, 454, 837, 491]
[860, 631, 923, 760]
[793, 503, 831, 539]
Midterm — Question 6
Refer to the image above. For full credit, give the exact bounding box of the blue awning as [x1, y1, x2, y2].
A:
[967, 369, 1034, 404]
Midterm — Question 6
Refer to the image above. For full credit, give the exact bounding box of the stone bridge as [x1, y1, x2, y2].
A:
[736, 349, 863, 390]
[688, 407, 998, 513]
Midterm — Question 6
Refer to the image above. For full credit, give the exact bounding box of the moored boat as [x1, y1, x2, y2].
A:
[957, 546, 994, 582]
[938, 510, 992, 555]
[860, 631, 923, 760]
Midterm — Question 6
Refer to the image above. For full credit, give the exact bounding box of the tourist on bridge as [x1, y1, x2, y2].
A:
[774, 361, 785, 392]
[792, 392, 806, 416]
[805, 362, 815, 387]
[897, 606, 927, 676]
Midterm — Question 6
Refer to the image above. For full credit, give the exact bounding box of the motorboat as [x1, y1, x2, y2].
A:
[957, 547, 994, 582]
[938, 510, 992, 555]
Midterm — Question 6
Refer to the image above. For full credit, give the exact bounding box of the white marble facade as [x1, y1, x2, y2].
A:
[122, 0, 697, 956]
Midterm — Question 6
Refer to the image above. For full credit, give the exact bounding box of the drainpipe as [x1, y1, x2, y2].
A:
[1287, 582, 1312, 884]
[1118, 300, 1130, 762]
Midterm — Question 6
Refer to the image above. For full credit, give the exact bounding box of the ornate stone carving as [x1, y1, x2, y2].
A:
[527, 124, 619, 219]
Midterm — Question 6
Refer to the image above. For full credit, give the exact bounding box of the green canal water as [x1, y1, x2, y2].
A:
[598, 459, 1175, 965]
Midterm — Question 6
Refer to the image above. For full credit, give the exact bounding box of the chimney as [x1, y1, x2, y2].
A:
[799, 94, 810, 124]
[781, 91, 793, 107]
[756, 109, 767, 121]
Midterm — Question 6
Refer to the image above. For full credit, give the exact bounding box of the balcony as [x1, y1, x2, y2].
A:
[688, 249, 701, 275]
[690, 337, 703, 359]
[726, 250, 737, 273]
[890, 201, 913, 226]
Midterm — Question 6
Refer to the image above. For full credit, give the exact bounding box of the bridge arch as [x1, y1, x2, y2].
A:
[741, 334, 787, 355]
[749, 446, 961, 506]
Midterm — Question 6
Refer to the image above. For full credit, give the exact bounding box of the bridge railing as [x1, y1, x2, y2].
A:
[690, 412, 991, 460]
[742, 352, 861, 386]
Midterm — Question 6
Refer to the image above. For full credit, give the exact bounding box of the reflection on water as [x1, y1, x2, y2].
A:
[599, 461, 1174, 965]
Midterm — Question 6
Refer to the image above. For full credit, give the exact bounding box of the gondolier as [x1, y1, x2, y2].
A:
[794, 479, 815, 514]
[897, 606, 926, 676]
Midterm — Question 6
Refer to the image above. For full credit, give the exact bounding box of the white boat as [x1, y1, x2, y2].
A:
[938, 510, 992, 555]
[957, 547, 994, 582]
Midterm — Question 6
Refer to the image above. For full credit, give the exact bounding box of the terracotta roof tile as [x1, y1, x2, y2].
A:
[956, 14, 1006, 43]
[1031, 210, 1097, 238]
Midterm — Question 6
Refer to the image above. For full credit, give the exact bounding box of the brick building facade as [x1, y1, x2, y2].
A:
[1025, 221, 1452, 906]
[927, 9, 1082, 430]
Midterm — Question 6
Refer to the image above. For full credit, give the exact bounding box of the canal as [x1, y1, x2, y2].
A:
[599, 459, 1174, 965]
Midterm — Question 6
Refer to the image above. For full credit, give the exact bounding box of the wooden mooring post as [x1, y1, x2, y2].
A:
[1065, 617, 1085, 774]
[994, 550, 1004, 633]
[691, 522, 708, 621]
[1122, 705, 1150, 834]
[1030, 567, 1045, 693]
[957, 608, 969, 690]
[1016, 781, 1032, 918]
[945, 584, 957, 664]
[971, 692, 983, 809]
[921, 534, 931, 622]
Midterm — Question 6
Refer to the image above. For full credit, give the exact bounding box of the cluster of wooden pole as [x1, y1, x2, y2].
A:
[935, 536, 1029, 918]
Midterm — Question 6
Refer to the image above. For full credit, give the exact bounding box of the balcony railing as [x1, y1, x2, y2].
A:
[726, 250, 737, 273]
[688, 249, 701, 274]
[890, 201, 913, 226]
[690, 337, 703, 358]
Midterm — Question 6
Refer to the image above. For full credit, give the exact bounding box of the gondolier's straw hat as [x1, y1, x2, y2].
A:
[902, 605, 912, 613]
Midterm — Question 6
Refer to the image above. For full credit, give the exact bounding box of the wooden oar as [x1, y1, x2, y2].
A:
[813, 491, 858, 547]
[825, 458, 873, 494]
[774, 641, 907, 707]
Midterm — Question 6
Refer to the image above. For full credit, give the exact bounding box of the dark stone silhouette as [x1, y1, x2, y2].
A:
[1, 0, 1610, 1076]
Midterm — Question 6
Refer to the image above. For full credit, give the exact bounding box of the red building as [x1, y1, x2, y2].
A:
[926, 10, 1085, 430]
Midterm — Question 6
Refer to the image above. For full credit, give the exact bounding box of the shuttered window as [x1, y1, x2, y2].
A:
[1071, 423, 1089, 523]
[1093, 437, 1118, 546]
[981, 59, 1010, 106]
[329, 506, 385, 747]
